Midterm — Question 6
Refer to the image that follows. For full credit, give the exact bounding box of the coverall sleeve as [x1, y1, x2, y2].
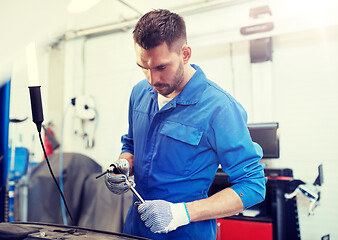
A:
[121, 89, 134, 155]
[210, 100, 267, 209]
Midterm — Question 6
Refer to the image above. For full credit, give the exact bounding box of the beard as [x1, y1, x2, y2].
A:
[154, 62, 185, 97]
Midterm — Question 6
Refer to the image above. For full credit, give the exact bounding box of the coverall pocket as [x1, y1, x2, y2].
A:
[160, 120, 203, 146]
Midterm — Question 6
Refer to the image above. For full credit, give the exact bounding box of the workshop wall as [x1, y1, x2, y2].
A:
[270, 27, 338, 239]
[41, 2, 338, 239]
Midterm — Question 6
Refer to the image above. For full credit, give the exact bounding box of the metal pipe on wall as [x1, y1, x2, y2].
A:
[56, 0, 253, 43]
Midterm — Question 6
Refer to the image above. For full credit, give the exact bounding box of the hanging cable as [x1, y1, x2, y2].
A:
[38, 131, 73, 224]
[59, 103, 71, 225]
[29, 86, 73, 225]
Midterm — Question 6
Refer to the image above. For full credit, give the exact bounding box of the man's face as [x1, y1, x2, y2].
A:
[135, 42, 185, 98]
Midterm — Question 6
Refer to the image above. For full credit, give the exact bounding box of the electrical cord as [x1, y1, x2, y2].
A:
[59, 103, 71, 225]
[29, 86, 73, 225]
[38, 131, 74, 225]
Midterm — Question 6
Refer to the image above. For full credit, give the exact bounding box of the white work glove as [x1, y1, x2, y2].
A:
[138, 200, 191, 234]
[104, 158, 132, 195]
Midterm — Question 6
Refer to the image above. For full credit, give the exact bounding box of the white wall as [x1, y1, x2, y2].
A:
[9, 0, 337, 239]
[272, 27, 338, 239]
[188, 20, 338, 240]
[60, 32, 141, 168]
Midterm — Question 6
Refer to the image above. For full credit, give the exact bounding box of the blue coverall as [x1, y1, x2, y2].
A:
[122, 64, 267, 239]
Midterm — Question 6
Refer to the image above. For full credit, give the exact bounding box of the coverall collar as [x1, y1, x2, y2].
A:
[148, 64, 208, 106]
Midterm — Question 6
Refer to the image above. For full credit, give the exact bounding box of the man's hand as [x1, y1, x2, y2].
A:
[137, 200, 190, 234]
[104, 158, 132, 195]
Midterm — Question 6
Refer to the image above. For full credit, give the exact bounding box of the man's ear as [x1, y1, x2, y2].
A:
[182, 44, 192, 64]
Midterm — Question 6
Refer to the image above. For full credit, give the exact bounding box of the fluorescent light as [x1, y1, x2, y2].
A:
[25, 42, 40, 87]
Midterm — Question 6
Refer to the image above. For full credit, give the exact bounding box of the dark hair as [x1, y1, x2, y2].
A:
[133, 9, 187, 52]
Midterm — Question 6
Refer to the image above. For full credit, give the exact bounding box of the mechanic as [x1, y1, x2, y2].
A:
[105, 9, 267, 240]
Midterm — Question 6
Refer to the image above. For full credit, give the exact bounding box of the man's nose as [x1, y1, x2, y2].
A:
[148, 70, 159, 86]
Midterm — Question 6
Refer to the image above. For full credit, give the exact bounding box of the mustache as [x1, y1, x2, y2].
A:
[153, 83, 168, 88]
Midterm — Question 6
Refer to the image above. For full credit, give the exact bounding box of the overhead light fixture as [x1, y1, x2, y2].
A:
[240, 22, 274, 35]
[240, 5, 274, 36]
[67, 0, 101, 13]
[249, 5, 272, 19]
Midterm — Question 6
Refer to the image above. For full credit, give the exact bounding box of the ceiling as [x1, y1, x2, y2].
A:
[64, 0, 253, 39]
[0, 0, 255, 81]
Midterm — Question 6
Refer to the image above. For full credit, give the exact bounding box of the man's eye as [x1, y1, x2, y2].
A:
[156, 66, 166, 71]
